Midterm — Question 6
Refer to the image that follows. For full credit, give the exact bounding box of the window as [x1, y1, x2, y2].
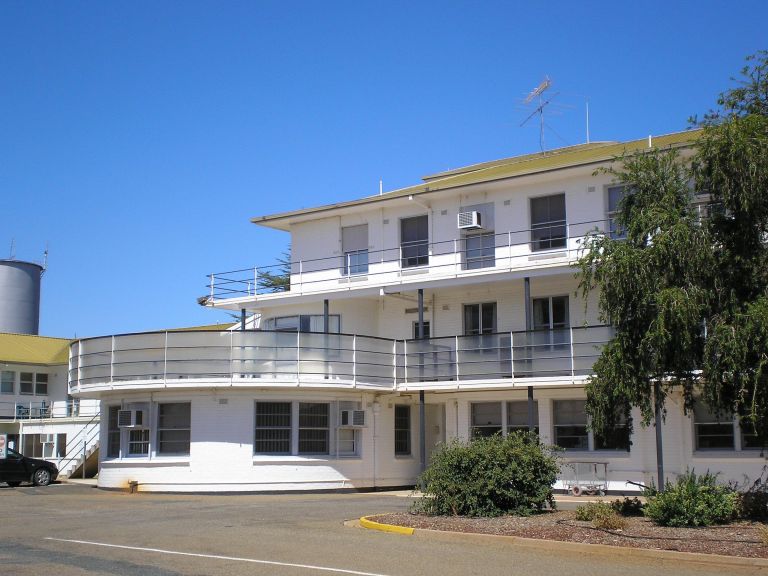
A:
[691, 401, 763, 452]
[412, 321, 430, 339]
[107, 406, 121, 458]
[56, 434, 67, 458]
[401, 215, 429, 268]
[35, 373, 48, 396]
[262, 314, 341, 333]
[507, 400, 538, 434]
[1, 371, 13, 394]
[594, 414, 630, 451]
[157, 403, 191, 455]
[530, 194, 566, 251]
[532, 296, 570, 352]
[394, 405, 411, 456]
[463, 303, 496, 336]
[298, 402, 329, 455]
[20, 372, 33, 395]
[553, 400, 588, 450]
[465, 233, 495, 269]
[341, 224, 369, 275]
[607, 185, 628, 239]
[128, 429, 150, 455]
[471, 402, 502, 437]
[21, 433, 55, 458]
[254, 402, 292, 454]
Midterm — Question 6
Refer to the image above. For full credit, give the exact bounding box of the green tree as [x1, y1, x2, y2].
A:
[257, 248, 291, 293]
[578, 51, 768, 450]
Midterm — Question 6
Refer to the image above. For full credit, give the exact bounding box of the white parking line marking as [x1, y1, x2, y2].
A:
[45, 538, 393, 576]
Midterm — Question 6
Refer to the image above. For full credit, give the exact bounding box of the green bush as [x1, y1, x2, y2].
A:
[610, 497, 645, 517]
[592, 511, 627, 530]
[644, 470, 739, 527]
[575, 501, 613, 521]
[575, 501, 627, 529]
[734, 472, 768, 520]
[411, 432, 560, 517]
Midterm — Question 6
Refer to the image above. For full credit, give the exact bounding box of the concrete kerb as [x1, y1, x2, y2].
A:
[355, 514, 768, 570]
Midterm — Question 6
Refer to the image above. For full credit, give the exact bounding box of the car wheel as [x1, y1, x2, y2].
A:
[6, 481, 21, 487]
[32, 468, 52, 487]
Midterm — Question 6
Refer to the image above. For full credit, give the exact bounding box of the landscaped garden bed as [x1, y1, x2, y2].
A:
[372, 510, 768, 559]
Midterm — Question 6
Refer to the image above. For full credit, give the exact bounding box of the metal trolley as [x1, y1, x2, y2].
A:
[562, 462, 608, 496]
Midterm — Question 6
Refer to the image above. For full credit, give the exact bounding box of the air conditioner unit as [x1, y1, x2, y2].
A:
[340, 410, 366, 427]
[457, 211, 483, 229]
[118, 409, 145, 428]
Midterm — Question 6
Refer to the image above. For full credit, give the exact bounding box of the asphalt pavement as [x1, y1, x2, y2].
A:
[0, 483, 759, 576]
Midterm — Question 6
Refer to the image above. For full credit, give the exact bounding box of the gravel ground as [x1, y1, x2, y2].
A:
[373, 511, 768, 559]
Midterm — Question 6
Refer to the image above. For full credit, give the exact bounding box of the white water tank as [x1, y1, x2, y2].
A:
[0, 259, 43, 335]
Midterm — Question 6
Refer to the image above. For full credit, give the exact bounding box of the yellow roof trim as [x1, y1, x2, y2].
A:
[251, 129, 701, 231]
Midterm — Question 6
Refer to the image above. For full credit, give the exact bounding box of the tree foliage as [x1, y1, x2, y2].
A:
[257, 249, 291, 293]
[578, 51, 768, 444]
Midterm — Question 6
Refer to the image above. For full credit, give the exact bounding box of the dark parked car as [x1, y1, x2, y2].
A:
[0, 448, 59, 487]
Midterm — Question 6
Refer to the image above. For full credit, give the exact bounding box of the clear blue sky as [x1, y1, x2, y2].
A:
[1, 1, 765, 338]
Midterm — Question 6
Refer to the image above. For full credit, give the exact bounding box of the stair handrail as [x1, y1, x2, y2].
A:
[57, 410, 101, 474]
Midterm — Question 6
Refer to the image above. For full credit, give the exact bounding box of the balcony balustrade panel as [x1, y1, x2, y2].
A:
[69, 326, 610, 391]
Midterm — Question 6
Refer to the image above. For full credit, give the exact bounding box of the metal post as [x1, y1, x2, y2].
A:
[654, 381, 665, 491]
[528, 386, 535, 432]
[323, 299, 329, 334]
[82, 439, 87, 479]
[419, 389, 426, 476]
[240, 308, 246, 331]
[418, 289, 425, 339]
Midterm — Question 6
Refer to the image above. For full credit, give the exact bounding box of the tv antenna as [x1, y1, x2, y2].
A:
[520, 76, 559, 151]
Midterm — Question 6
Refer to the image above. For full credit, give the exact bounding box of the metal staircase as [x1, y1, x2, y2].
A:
[57, 411, 100, 479]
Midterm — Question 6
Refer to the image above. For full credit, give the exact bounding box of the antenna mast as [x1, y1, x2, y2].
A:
[520, 76, 554, 152]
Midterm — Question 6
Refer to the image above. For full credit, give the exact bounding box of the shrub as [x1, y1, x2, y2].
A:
[734, 470, 768, 520]
[610, 497, 645, 517]
[411, 432, 560, 517]
[592, 511, 627, 530]
[644, 470, 739, 527]
[575, 501, 612, 521]
[575, 501, 627, 529]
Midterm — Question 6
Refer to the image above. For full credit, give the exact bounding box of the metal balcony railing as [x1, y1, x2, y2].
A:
[204, 218, 609, 302]
[69, 326, 612, 392]
[0, 400, 99, 421]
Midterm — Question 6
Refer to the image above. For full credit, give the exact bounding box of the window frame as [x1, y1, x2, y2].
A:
[606, 184, 628, 240]
[394, 405, 412, 456]
[35, 373, 49, 396]
[0, 371, 14, 395]
[400, 215, 429, 268]
[156, 402, 191, 456]
[254, 401, 292, 455]
[692, 400, 760, 452]
[530, 193, 567, 251]
[19, 372, 34, 395]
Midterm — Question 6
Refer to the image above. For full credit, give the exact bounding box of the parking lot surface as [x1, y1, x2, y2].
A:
[0, 483, 758, 576]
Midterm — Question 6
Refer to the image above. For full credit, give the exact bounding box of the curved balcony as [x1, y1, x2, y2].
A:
[68, 326, 612, 395]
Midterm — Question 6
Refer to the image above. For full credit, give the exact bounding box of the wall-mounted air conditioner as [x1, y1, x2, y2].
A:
[340, 410, 366, 427]
[118, 409, 146, 428]
[457, 211, 483, 229]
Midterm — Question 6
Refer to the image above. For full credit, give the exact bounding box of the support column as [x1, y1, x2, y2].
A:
[417, 289, 425, 339]
[523, 277, 535, 431]
[654, 381, 665, 491]
[240, 308, 246, 331]
[418, 288, 426, 478]
[419, 390, 426, 475]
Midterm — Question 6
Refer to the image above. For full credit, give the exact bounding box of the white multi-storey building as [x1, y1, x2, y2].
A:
[0, 333, 100, 479]
[69, 130, 767, 492]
